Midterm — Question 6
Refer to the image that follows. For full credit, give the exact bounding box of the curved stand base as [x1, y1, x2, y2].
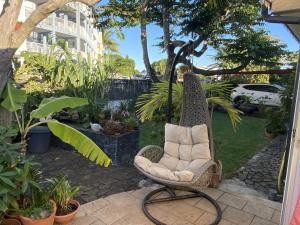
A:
[142, 187, 222, 225]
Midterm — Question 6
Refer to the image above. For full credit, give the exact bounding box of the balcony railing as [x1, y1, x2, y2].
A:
[25, 41, 89, 59]
[26, 41, 49, 55]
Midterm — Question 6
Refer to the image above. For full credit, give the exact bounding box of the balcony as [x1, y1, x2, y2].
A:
[55, 17, 77, 35]
[26, 41, 78, 57]
[67, 2, 90, 14]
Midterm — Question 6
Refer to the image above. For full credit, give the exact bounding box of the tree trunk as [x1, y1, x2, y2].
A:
[140, 0, 158, 82]
[162, 1, 176, 82]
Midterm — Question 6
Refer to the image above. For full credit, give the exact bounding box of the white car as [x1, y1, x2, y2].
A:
[231, 84, 285, 107]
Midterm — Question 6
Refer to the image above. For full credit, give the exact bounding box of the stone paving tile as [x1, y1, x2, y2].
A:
[91, 202, 139, 225]
[68, 214, 99, 225]
[222, 206, 254, 225]
[80, 198, 109, 214]
[202, 188, 225, 200]
[271, 210, 281, 224]
[195, 212, 236, 225]
[168, 202, 205, 223]
[129, 187, 157, 200]
[111, 213, 153, 225]
[147, 205, 196, 225]
[218, 193, 247, 209]
[195, 198, 227, 214]
[242, 200, 274, 220]
[250, 216, 278, 225]
[90, 219, 107, 225]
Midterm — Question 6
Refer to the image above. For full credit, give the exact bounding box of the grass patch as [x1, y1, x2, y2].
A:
[139, 112, 267, 178]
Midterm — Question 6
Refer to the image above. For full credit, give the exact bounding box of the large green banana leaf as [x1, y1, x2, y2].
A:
[47, 120, 111, 167]
[1, 81, 27, 112]
[30, 96, 88, 119]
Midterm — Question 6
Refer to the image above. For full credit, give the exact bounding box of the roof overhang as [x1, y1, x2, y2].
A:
[263, 0, 300, 42]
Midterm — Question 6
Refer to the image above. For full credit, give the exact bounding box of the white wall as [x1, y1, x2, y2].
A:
[282, 48, 300, 225]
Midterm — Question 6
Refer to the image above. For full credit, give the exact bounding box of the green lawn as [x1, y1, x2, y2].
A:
[139, 112, 267, 178]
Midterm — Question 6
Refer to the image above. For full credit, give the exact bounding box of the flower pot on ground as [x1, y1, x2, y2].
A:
[54, 199, 80, 225]
[1, 218, 21, 225]
[264, 123, 286, 141]
[48, 176, 80, 224]
[27, 126, 51, 154]
[20, 200, 56, 225]
[264, 127, 277, 140]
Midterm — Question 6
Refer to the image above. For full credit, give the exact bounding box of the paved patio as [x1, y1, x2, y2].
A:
[69, 186, 282, 225]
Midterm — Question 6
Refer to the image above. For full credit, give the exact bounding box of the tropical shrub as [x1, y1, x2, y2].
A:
[264, 74, 294, 135]
[15, 42, 116, 123]
[0, 126, 39, 222]
[136, 81, 242, 129]
[0, 81, 110, 167]
[48, 175, 80, 215]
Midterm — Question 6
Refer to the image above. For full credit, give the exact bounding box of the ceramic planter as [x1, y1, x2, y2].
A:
[1, 218, 21, 225]
[54, 199, 80, 224]
[19, 200, 56, 225]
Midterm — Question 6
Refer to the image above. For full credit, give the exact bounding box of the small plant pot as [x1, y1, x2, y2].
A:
[264, 128, 277, 141]
[19, 200, 56, 225]
[1, 218, 21, 225]
[54, 199, 80, 224]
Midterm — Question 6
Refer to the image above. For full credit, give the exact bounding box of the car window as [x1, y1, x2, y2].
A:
[243, 85, 279, 93]
[243, 85, 263, 91]
[264, 86, 280, 93]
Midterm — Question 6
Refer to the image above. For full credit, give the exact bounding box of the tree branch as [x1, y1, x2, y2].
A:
[178, 56, 251, 76]
[0, 0, 22, 46]
[192, 41, 208, 57]
[11, 0, 100, 48]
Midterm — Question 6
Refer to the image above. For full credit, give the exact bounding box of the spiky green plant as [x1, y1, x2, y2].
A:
[48, 176, 80, 215]
[136, 81, 242, 130]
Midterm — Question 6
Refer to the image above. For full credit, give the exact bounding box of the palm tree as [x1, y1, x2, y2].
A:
[136, 81, 242, 130]
[102, 29, 124, 53]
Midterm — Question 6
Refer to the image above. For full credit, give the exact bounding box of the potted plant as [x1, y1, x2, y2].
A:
[19, 188, 56, 225]
[0, 81, 110, 167]
[48, 176, 80, 224]
[0, 126, 35, 225]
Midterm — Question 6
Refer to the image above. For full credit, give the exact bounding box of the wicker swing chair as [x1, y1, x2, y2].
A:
[134, 41, 222, 225]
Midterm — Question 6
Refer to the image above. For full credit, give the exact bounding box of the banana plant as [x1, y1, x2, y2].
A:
[0, 81, 110, 167]
[136, 81, 242, 130]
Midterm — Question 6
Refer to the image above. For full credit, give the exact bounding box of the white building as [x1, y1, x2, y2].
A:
[0, 0, 103, 60]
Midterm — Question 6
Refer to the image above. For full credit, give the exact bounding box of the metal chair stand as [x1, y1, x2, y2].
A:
[142, 186, 222, 225]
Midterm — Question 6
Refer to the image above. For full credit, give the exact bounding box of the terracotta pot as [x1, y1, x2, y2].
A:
[54, 199, 80, 224]
[264, 128, 277, 141]
[19, 200, 56, 225]
[1, 218, 21, 225]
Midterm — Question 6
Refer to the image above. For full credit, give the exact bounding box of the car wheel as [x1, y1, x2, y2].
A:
[233, 96, 248, 108]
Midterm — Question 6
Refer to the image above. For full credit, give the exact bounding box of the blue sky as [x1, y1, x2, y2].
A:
[113, 23, 299, 71]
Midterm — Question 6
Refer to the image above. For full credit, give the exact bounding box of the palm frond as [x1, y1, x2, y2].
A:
[207, 97, 243, 130]
[136, 80, 242, 129]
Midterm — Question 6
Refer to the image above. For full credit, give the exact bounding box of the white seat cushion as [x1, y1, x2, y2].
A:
[135, 123, 211, 182]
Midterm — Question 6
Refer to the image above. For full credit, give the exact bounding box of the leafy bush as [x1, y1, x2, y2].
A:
[0, 126, 39, 222]
[263, 74, 294, 135]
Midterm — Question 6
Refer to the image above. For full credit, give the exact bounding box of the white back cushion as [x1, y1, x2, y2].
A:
[159, 123, 211, 171]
